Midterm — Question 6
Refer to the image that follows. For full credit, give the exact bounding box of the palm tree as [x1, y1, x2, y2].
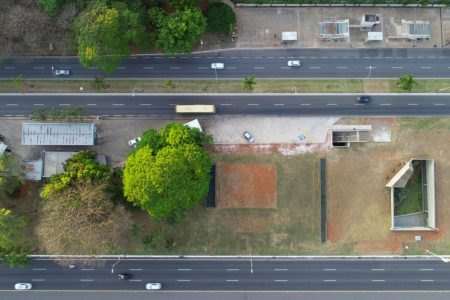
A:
[243, 75, 256, 91]
[92, 76, 106, 91]
[397, 73, 417, 92]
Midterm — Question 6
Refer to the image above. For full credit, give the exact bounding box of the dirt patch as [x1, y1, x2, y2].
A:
[216, 163, 277, 208]
[363, 80, 390, 93]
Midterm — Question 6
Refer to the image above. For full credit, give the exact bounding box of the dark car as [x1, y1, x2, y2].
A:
[355, 96, 371, 103]
[118, 273, 131, 280]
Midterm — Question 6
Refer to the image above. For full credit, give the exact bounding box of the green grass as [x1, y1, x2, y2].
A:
[0, 79, 449, 93]
[126, 153, 322, 255]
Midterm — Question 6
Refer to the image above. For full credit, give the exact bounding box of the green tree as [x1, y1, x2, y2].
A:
[206, 2, 236, 35]
[40, 150, 112, 199]
[0, 208, 30, 267]
[165, 79, 176, 89]
[169, 0, 199, 9]
[11, 75, 25, 89]
[74, 1, 129, 72]
[157, 8, 206, 54]
[243, 75, 256, 91]
[123, 123, 213, 222]
[0, 153, 22, 196]
[38, 0, 64, 16]
[92, 76, 106, 91]
[397, 73, 417, 92]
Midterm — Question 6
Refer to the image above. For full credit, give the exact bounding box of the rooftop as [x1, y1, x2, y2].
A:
[22, 123, 96, 146]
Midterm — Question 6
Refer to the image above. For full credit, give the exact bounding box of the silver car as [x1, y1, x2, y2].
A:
[54, 69, 71, 76]
[243, 131, 255, 143]
[145, 282, 162, 290]
[15, 283, 32, 290]
[211, 63, 224, 70]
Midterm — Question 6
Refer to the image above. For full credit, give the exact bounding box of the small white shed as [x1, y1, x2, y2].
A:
[282, 32, 298, 41]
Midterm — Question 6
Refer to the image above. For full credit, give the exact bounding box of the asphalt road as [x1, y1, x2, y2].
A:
[1, 48, 449, 79]
[2, 94, 450, 117]
[1, 257, 450, 291]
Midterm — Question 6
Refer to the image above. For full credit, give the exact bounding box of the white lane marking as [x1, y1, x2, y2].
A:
[323, 280, 336, 282]
[112, 103, 124, 106]
[87, 104, 97, 106]
[380, 103, 391, 106]
[309, 67, 321, 69]
[434, 104, 445, 106]
[198, 67, 209, 70]
[6, 104, 18, 106]
[428, 57, 436, 59]
[324, 269, 336, 271]
[170, 67, 181, 70]
[275, 280, 288, 282]
[169, 103, 176, 106]
[230, 57, 237, 59]
[226, 279, 239, 282]
[273, 103, 285, 106]
[117, 67, 126, 69]
[143, 66, 154, 69]
[168, 57, 176, 59]
[140, 103, 152, 106]
[177, 279, 191, 282]
[220, 103, 232, 106]
[342, 57, 348, 59]
[420, 269, 434, 271]
[129, 279, 142, 282]
[80, 279, 94, 282]
[254, 56, 262, 59]
[321, 57, 328, 59]
[226, 269, 240, 271]
[33, 67, 45, 70]
[267, 56, 274, 59]
[278, 56, 285, 58]
[386, 57, 392, 59]
[421, 67, 432, 69]
[4, 66, 15, 69]
[126, 115, 134, 117]
[439, 57, 446, 59]
[33, 104, 45, 106]
[248, 103, 259, 106]
[364, 57, 371, 59]
[392, 67, 404, 69]
[81, 268, 95, 271]
[243, 56, 250, 59]
[59, 104, 71, 106]
[300, 103, 311, 106]
[274, 269, 288, 271]
[143, 57, 150, 59]
[113, 115, 122, 117]
[365, 66, 376, 69]
[4, 115, 12, 117]
[16, 115, 24, 117]
[337, 67, 348, 69]
[421, 279, 434, 282]
[226, 67, 237, 70]
[194, 57, 201, 59]
[32, 268, 47, 271]
[332, 57, 338, 59]
[371, 269, 385, 271]
[354, 103, 365, 106]
[372, 279, 385, 282]
[154, 57, 163, 59]
[280, 67, 290, 69]
[206, 57, 213, 59]
[407, 103, 418, 106]
[310, 57, 317, 59]
[178, 268, 192, 271]
[326, 103, 337, 106]
[32, 279, 46, 282]
[254, 67, 265, 69]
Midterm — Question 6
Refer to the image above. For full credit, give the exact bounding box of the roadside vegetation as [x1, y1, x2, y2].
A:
[1, 78, 449, 93]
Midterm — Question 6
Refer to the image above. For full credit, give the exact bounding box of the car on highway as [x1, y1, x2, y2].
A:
[128, 137, 141, 148]
[14, 283, 32, 290]
[118, 273, 132, 280]
[243, 131, 255, 143]
[211, 63, 224, 70]
[355, 95, 371, 103]
[54, 69, 71, 76]
[145, 282, 162, 290]
[287, 60, 301, 67]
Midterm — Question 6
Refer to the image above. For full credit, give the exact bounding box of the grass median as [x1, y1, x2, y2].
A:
[1, 78, 450, 93]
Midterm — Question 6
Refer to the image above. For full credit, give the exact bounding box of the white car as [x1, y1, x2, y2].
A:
[54, 69, 71, 76]
[211, 63, 224, 70]
[15, 283, 32, 290]
[145, 282, 162, 290]
[287, 60, 301, 67]
[128, 137, 142, 148]
[243, 131, 255, 143]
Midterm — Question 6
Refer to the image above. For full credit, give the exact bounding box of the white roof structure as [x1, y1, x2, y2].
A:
[282, 32, 297, 41]
[316, 20, 349, 39]
[366, 32, 383, 42]
[22, 123, 96, 146]
[184, 119, 203, 132]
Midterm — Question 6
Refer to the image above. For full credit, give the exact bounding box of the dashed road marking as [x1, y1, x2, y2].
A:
[407, 103, 418, 106]
[87, 104, 97, 106]
[226, 280, 239, 282]
[326, 103, 337, 106]
[371, 269, 385, 271]
[372, 279, 385, 282]
[197, 67, 209, 69]
[32, 279, 46, 282]
[309, 67, 321, 69]
[177, 279, 191, 282]
[33, 66, 45, 70]
[59, 104, 70, 106]
[129, 279, 142, 282]
[80, 279, 94, 282]
[220, 104, 232, 106]
[392, 67, 404, 69]
[254, 67, 265, 69]
[323, 280, 336, 282]
[337, 67, 348, 69]
[274, 269, 288, 271]
[32, 268, 47, 271]
[421, 279, 434, 282]
[324, 269, 336, 271]
[380, 104, 391, 106]
[273, 103, 285, 106]
[420, 269, 434, 271]
[226, 269, 240, 271]
[81, 269, 95, 271]
[140, 103, 152, 106]
[254, 56, 262, 59]
[275, 280, 288, 282]
[112, 104, 124, 106]
[421, 67, 432, 69]
[143, 66, 154, 69]
[6, 104, 18, 106]
[178, 269, 192, 271]
[434, 104, 445, 106]
[33, 104, 45, 106]
[300, 103, 311, 106]
[169, 67, 182, 70]
[117, 67, 126, 69]
[248, 103, 259, 106]
[4, 66, 15, 69]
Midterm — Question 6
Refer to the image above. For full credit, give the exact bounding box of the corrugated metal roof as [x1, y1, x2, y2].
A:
[22, 123, 95, 146]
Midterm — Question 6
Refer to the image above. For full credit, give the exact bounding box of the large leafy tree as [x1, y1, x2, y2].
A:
[74, 0, 149, 72]
[123, 123, 213, 222]
[156, 8, 206, 54]
[206, 2, 236, 35]
[0, 208, 30, 267]
[397, 73, 417, 92]
[0, 153, 22, 196]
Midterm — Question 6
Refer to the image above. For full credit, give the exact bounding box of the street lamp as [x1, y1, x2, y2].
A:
[214, 67, 218, 80]
[426, 249, 449, 263]
[111, 255, 125, 273]
[249, 250, 253, 274]
[51, 66, 55, 77]
[366, 65, 372, 79]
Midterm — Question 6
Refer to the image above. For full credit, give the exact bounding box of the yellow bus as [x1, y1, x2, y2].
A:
[175, 104, 216, 114]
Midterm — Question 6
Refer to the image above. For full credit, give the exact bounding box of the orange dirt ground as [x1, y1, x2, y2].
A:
[216, 163, 277, 208]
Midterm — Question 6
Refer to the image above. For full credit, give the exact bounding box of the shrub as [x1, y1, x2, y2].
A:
[206, 2, 236, 35]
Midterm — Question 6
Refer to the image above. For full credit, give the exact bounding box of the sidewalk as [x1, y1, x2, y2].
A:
[234, 6, 446, 49]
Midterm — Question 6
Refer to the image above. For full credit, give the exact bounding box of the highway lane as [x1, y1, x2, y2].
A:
[1, 94, 450, 117]
[1, 258, 450, 291]
[0, 48, 449, 79]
